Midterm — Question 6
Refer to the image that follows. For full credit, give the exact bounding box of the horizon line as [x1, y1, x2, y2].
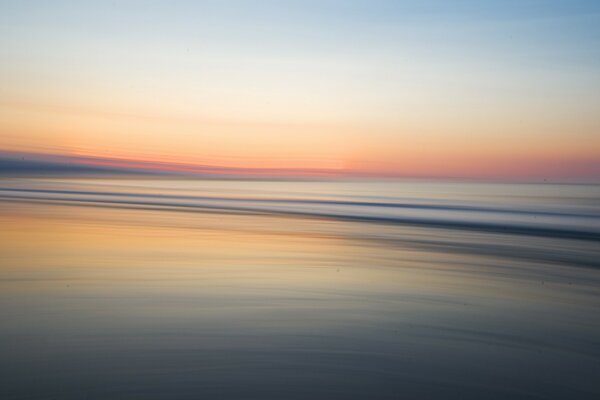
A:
[0, 149, 598, 183]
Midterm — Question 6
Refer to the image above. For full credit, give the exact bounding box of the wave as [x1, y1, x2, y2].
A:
[1, 185, 599, 243]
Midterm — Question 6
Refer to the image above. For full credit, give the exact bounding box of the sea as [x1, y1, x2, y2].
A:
[1, 178, 599, 399]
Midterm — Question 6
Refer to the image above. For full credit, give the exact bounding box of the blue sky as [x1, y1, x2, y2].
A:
[1, 1, 599, 178]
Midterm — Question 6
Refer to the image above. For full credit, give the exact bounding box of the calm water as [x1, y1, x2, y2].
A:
[1, 179, 599, 399]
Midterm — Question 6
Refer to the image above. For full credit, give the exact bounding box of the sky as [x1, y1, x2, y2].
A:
[1, 0, 599, 179]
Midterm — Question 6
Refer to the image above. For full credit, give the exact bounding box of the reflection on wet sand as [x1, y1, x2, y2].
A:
[1, 179, 599, 399]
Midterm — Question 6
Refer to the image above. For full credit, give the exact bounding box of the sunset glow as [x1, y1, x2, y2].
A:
[1, 1, 599, 179]
[2, 3, 600, 399]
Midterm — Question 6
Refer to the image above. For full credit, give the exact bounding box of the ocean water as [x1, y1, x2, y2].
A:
[1, 178, 599, 399]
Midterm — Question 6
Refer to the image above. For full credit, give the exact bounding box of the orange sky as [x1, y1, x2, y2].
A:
[1, 1, 599, 179]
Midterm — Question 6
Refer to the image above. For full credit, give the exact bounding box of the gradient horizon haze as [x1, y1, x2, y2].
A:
[1, 1, 600, 400]
[1, 0, 599, 179]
